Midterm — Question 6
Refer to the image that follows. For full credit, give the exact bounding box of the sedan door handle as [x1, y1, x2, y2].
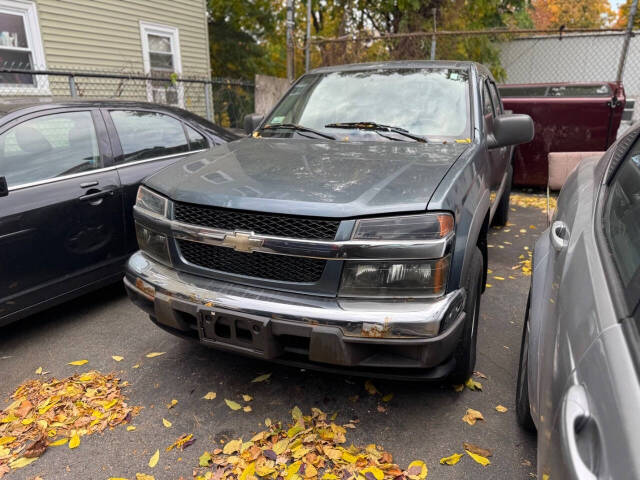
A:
[560, 384, 598, 480]
[80, 181, 99, 189]
[79, 188, 115, 202]
[550, 220, 570, 251]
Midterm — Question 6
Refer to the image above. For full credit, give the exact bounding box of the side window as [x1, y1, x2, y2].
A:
[110, 110, 189, 163]
[186, 125, 208, 150]
[0, 111, 100, 187]
[489, 82, 502, 115]
[604, 142, 640, 306]
[482, 82, 494, 118]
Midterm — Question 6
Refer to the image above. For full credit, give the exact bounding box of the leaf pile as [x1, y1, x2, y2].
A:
[194, 408, 427, 480]
[0, 370, 138, 474]
[510, 193, 556, 214]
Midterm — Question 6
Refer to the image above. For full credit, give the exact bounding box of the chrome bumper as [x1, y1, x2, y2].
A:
[124, 252, 467, 378]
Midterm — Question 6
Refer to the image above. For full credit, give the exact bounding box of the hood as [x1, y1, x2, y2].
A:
[146, 138, 470, 218]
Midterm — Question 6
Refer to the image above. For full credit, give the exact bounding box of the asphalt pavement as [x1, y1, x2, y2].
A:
[0, 195, 546, 480]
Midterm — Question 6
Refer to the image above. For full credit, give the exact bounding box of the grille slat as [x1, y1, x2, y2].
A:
[177, 240, 326, 283]
[174, 202, 340, 240]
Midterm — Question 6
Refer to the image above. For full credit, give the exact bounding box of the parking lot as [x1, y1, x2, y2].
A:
[0, 194, 546, 480]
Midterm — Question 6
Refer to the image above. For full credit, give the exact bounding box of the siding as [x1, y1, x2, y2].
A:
[34, 0, 210, 77]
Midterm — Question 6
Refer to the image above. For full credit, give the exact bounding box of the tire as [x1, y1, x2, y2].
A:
[492, 165, 513, 227]
[516, 293, 536, 432]
[448, 246, 483, 384]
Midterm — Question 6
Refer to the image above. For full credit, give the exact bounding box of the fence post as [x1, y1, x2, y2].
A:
[204, 82, 213, 121]
[617, 0, 638, 83]
[430, 8, 437, 61]
[68, 74, 77, 97]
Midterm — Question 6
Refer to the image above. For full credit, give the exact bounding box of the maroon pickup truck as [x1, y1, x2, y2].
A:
[499, 82, 626, 187]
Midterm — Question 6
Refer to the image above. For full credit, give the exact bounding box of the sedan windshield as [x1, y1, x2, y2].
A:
[263, 68, 471, 142]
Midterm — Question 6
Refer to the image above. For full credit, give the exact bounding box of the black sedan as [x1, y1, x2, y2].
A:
[0, 99, 238, 326]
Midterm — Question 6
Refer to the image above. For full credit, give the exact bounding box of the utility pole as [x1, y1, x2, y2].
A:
[430, 8, 437, 61]
[286, 0, 295, 83]
[305, 0, 311, 72]
[617, 0, 638, 83]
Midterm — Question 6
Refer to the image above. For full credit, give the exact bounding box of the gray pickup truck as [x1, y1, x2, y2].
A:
[125, 61, 533, 381]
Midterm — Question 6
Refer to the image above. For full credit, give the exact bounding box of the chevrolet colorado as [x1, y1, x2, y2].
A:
[124, 61, 533, 381]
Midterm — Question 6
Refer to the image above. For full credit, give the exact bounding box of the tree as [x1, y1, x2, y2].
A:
[616, 0, 640, 28]
[529, 0, 615, 29]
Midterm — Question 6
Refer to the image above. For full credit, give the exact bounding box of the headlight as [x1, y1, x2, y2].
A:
[352, 213, 453, 240]
[136, 186, 168, 217]
[339, 256, 450, 298]
[135, 223, 171, 265]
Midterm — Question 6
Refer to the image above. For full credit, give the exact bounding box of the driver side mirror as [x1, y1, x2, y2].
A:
[0, 176, 7, 197]
[488, 114, 534, 149]
[243, 114, 264, 135]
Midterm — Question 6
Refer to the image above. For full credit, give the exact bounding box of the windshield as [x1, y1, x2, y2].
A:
[263, 68, 471, 142]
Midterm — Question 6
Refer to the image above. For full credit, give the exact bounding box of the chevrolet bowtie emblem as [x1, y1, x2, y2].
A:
[221, 232, 264, 253]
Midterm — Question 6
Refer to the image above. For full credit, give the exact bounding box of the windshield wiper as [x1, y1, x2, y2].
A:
[261, 123, 336, 140]
[324, 122, 427, 143]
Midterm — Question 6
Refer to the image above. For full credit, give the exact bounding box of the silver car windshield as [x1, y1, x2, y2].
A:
[263, 68, 471, 141]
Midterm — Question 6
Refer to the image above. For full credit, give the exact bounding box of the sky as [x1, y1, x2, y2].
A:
[609, 0, 625, 10]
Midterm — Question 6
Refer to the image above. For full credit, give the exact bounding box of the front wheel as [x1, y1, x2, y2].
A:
[448, 246, 482, 384]
[516, 293, 536, 432]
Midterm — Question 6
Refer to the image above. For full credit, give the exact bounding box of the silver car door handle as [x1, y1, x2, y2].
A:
[550, 220, 570, 251]
[560, 384, 598, 480]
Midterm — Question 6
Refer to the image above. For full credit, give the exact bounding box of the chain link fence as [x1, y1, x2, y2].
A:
[0, 66, 254, 130]
[309, 28, 639, 112]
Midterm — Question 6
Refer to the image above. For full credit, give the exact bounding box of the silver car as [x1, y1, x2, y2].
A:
[516, 125, 640, 478]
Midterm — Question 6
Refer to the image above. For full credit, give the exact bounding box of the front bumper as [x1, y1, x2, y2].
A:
[124, 252, 467, 380]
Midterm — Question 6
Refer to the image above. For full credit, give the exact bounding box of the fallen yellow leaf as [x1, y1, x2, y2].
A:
[127, 426, 136, 431]
[251, 373, 271, 383]
[223, 439, 242, 455]
[50, 438, 68, 446]
[361, 466, 384, 480]
[9, 456, 38, 469]
[203, 392, 216, 400]
[136, 474, 155, 480]
[199, 451, 212, 466]
[364, 380, 379, 395]
[495, 405, 508, 413]
[69, 433, 80, 448]
[462, 408, 484, 426]
[35, 367, 42, 375]
[465, 449, 490, 466]
[465, 378, 482, 391]
[225, 399, 242, 411]
[162, 418, 172, 428]
[439, 453, 464, 465]
[132, 364, 140, 369]
[382, 393, 394, 402]
[291, 406, 302, 420]
[406, 460, 428, 480]
[242, 394, 253, 402]
[68, 360, 88, 366]
[148, 449, 159, 468]
[145, 352, 165, 358]
[0, 436, 15, 446]
[243, 405, 252, 413]
[167, 399, 178, 409]
[112, 355, 124, 362]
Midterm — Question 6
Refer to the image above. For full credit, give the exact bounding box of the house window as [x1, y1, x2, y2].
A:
[139, 21, 182, 107]
[0, 0, 46, 89]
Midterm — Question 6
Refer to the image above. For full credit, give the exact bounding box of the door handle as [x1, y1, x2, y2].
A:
[560, 384, 598, 480]
[550, 220, 569, 251]
[80, 181, 99, 189]
[79, 188, 115, 202]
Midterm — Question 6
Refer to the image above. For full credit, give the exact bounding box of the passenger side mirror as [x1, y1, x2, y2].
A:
[488, 114, 534, 149]
[0, 176, 7, 197]
[243, 114, 264, 135]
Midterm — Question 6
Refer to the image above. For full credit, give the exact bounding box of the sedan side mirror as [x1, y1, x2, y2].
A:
[488, 114, 534, 149]
[0, 176, 7, 197]
[244, 113, 264, 135]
